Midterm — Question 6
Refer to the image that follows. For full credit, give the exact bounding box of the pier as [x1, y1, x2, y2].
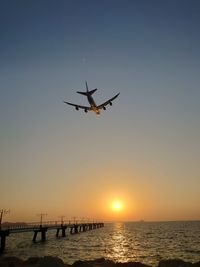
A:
[0, 221, 104, 253]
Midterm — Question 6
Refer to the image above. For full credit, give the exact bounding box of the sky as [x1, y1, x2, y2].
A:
[1, 0, 200, 222]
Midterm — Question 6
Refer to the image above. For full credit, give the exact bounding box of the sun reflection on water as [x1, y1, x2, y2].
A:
[106, 222, 131, 262]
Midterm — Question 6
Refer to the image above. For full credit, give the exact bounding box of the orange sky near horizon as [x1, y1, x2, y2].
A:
[3, 174, 200, 223]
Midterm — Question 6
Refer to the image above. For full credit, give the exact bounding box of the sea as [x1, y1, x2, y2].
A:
[1, 221, 200, 266]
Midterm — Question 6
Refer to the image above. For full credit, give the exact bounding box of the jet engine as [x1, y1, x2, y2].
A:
[103, 106, 106, 110]
[109, 102, 112, 106]
[84, 109, 88, 113]
[75, 106, 79, 110]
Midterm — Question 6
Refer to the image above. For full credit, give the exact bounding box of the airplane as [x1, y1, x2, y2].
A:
[64, 81, 120, 115]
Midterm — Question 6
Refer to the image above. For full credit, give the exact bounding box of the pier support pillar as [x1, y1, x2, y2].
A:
[32, 227, 48, 242]
[56, 229, 59, 237]
[0, 230, 9, 253]
[70, 225, 78, 234]
[41, 231, 45, 241]
[33, 231, 38, 242]
[62, 226, 66, 237]
[74, 224, 78, 234]
[70, 227, 73, 234]
[56, 226, 66, 237]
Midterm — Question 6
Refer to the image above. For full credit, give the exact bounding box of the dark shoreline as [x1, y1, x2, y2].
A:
[0, 256, 200, 267]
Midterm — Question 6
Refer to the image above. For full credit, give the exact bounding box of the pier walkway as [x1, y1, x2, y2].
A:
[0, 221, 104, 253]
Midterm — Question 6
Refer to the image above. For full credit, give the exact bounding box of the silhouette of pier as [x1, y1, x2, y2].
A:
[0, 220, 104, 253]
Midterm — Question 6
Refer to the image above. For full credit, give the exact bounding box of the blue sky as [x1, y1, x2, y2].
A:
[1, 0, 200, 222]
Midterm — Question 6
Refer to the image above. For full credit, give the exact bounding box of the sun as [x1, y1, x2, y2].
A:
[112, 201, 122, 212]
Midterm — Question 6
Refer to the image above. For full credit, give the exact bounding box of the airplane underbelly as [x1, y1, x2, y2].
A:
[88, 96, 96, 106]
[91, 106, 100, 115]
[88, 96, 100, 114]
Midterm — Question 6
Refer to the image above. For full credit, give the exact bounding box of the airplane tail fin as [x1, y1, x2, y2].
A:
[86, 81, 89, 92]
[77, 81, 97, 96]
[77, 91, 88, 96]
[77, 89, 97, 96]
[88, 88, 97, 95]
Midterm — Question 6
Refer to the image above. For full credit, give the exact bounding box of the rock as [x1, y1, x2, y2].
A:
[25, 257, 42, 265]
[72, 258, 115, 267]
[0, 256, 25, 267]
[36, 256, 66, 267]
[116, 262, 150, 267]
[158, 259, 193, 267]
[72, 258, 150, 267]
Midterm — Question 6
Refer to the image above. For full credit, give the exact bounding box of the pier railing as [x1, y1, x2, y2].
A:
[1, 220, 98, 230]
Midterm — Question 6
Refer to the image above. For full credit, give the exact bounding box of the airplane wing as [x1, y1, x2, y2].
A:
[97, 93, 120, 109]
[63, 101, 91, 111]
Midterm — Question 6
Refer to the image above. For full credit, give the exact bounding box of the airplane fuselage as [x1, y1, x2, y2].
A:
[87, 94, 100, 115]
[87, 94, 96, 106]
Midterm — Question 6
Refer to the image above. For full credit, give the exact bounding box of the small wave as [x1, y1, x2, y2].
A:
[185, 249, 200, 254]
[92, 244, 101, 248]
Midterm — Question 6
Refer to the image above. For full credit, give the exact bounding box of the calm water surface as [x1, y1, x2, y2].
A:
[2, 221, 200, 266]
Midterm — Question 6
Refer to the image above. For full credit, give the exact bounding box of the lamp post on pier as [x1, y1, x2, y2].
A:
[37, 213, 47, 228]
[73, 216, 76, 224]
[0, 209, 10, 230]
[58, 216, 65, 226]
